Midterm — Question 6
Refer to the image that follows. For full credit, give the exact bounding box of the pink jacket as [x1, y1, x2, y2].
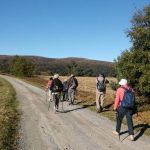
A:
[47, 80, 52, 88]
[114, 85, 132, 110]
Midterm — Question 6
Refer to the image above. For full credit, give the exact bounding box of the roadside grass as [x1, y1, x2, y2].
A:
[0, 77, 20, 150]
[21, 75, 150, 136]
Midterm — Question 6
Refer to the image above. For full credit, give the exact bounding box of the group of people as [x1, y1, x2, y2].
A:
[46, 73, 136, 141]
[46, 73, 78, 111]
[96, 74, 136, 141]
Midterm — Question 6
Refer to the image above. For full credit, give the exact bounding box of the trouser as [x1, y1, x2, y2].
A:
[52, 92, 60, 109]
[48, 90, 52, 100]
[68, 88, 75, 104]
[96, 91, 105, 110]
[116, 106, 134, 135]
[62, 91, 68, 101]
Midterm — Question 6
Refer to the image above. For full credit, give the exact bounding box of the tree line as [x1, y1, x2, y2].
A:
[0, 56, 114, 77]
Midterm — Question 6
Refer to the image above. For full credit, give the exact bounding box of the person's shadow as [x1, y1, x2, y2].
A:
[101, 101, 114, 112]
[119, 123, 150, 141]
[133, 124, 150, 141]
[57, 102, 96, 113]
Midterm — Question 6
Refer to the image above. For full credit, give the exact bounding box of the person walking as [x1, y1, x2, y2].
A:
[46, 77, 53, 101]
[50, 74, 63, 112]
[68, 74, 78, 105]
[96, 73, 106, 113]
[113, 79, 135, 141]
[61, 79, 68, 101]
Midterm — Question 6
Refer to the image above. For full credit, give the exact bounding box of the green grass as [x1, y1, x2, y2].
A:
[0, 77, 20, 150]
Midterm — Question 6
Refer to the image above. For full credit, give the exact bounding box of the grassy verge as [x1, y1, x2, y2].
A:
[21, 75, 150, 136]
[0, 77, 20, 150]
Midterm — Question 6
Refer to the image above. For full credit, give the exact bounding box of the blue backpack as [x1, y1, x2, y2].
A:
[121, 87, 136, 110]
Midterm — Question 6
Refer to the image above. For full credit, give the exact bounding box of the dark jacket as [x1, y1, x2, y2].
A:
[68, 77, 78, 89]
[62, 81, 68, 92]
[50, 78, 63, 92]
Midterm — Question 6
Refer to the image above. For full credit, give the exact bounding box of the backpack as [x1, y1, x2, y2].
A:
[97, 79, 106, 92]
[73, 78, 78, 89]
[62, 81, 68, 92]
[121, 87, 136, 110]
[52, 79, 63, 92]
[69, 77, 78, 89]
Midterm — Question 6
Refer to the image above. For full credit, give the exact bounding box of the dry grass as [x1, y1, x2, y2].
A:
[22, 75, 150, 136]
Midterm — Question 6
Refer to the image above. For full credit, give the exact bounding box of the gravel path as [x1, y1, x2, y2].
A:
[1, 75, 150, 150]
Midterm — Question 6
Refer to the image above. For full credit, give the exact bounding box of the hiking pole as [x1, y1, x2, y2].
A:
[45, 90, 47, 103]
[48, 99, 51, 111]
[120, 134, 129, 142]
[62, 98, 64, 111]
[60, 93, 64, 111]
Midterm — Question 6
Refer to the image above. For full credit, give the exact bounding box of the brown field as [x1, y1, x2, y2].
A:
[23, 75, 150, 135]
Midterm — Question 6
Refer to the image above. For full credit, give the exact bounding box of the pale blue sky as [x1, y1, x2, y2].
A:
[0, 0, 149, 62]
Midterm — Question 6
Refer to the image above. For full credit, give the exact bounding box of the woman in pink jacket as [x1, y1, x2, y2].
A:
[113, 79, 134, 141]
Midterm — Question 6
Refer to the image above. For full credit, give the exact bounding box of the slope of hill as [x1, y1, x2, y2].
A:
[0, 55, 114, 76]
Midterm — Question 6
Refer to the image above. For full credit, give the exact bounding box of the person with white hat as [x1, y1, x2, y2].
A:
[112, 79, 135, 141]
[50, 73, 63, 112]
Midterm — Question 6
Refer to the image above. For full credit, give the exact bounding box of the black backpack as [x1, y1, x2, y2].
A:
[52, 79, 63, 92]
[97, 79, 106, 92]
[121, 87, 136, 110]
[73, 77, 78, 89]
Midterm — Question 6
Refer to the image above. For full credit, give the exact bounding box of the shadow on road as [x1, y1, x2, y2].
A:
[56, 102, 96, 113]
[134, 124, 150, 141]
[119, 123, 150, 141]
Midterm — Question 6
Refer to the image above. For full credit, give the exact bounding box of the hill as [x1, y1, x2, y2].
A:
[0, 55, 114, 76]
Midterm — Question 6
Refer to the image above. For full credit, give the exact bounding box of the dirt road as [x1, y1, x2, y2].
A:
[1, 75, 150, 150]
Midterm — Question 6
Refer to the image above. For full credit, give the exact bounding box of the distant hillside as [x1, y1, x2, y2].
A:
[0, 55, 115, 76]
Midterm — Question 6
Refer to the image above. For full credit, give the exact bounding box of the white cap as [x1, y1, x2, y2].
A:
[119, 79, 127, 86]
[53, 74, 59, 79]
[71, 74, 74, 77]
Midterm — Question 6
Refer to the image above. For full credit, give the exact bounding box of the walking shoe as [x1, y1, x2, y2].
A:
[100, 106, 103, 112]
[129, 135, 134, 141]
[97, 107, 103, 113]
[56, 106, 59, 111]
[97, 109, 101, 113]
[69, 102, 73, 105]
[112, 131, 119, 136]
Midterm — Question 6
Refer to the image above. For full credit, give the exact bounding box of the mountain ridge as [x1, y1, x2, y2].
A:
[0, 55, 114, 76]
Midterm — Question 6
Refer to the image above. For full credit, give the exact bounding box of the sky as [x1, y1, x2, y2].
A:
[0, 0, 149, 62]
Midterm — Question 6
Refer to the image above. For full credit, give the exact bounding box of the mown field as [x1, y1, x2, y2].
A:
[0, 77, 20, 150]
[23, 75, 150, 136]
